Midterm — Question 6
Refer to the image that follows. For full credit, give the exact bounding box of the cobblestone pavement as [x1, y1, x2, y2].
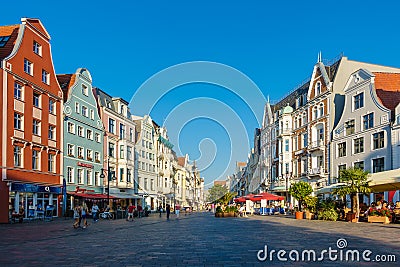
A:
[0, 212, 399, 266]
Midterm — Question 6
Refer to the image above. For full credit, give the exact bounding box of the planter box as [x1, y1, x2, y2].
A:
[368, 216, 390, 224]
[305, 211, 314, 220]
[295, 211, 304, 220]
[346, 212, 358, 223]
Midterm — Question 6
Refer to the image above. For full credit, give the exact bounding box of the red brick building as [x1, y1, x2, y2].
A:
[0, 18, 63, 223]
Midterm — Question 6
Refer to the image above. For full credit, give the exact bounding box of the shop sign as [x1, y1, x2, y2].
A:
[11, 183, 61, 194]
[77, 162, 93, 168]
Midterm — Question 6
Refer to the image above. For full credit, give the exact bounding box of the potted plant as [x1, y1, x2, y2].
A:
[289, 181, 313, 220]
[368, 209, 391, 224]
[317, 198, 338, 221]
[215, 206, 223, 218]
[333, 168, 371, 223]
[304, 196, 318, 220]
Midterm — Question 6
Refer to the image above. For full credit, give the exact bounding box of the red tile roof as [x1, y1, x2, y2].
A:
[56, 74, 75, 102]
[0, 25, 20, 60]
[374, 72, 400, 120]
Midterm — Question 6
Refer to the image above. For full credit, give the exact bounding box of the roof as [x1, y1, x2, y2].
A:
[56, 74, 75, 102]
[237, 162, 247, 167]
[0, 24, 19, 60]
[273, 81, 309, 112]
[373, 72, 400, 121]
[177, 157, 186, 167]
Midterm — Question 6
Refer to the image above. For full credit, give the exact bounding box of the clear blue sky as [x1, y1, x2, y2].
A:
[3, 1, 400, 186]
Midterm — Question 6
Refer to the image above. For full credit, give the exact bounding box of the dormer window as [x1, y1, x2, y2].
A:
[82, 84, 88, 96]
[120, 104, 125, 115]
[315, 82, 321, 96]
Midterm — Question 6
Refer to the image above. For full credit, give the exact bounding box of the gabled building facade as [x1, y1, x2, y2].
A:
[0, 18, 63, 223]
[94, 88, 137, 207]
[57, 68, 104, 212]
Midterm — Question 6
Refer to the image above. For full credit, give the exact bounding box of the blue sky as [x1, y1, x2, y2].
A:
[3, 1, 400, 186]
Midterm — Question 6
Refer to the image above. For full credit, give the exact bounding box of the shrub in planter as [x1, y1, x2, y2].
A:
[318, 208, 338, 221]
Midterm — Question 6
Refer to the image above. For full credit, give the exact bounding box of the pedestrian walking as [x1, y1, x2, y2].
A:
[158, 205, 163, 217]
[166, 204, 170, 220]
[127, 203, 135, 222]
[175, 207, 180, 218]
[73, 205, 81, 229]
[91, 203, 99, 222]
[81, 202, 89, 228]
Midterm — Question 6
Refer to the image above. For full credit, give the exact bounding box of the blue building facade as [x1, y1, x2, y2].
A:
[57, 68, 104, 210]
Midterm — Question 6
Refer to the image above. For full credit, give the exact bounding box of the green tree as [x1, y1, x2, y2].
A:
[217, 191, 237, 206]
[289, 181, 313, 211]
[333, 167, 371, 222]
[206, 184, 228, 203]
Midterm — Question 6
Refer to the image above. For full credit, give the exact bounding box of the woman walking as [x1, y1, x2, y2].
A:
[73, 205, 81, 229]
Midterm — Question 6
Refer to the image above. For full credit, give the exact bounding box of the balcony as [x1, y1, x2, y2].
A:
[308, 140, 325, 151]
[308, 167, 325, 177]
[277, 128, 292, 137]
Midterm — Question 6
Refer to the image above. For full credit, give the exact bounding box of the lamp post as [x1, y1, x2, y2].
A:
[100, 158, 116, 206]
[285, 172, 292, 204]
[171, 166, 177, 212]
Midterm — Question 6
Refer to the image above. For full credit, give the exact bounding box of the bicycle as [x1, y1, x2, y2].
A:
[99, 211, 114, 220]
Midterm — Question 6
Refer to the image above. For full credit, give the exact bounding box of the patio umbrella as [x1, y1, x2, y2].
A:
[234, 197, 246, 203]
[249, 192, 284, 202]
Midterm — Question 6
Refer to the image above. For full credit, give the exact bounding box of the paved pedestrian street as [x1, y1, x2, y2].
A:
[0, 212, 399, 266]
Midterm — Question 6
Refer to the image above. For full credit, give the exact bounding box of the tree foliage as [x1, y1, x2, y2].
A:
[289, 181, 313, 211]
[333, 167, 371, 220]
[217, 191, 237, 206]
[206, 184, 229, 203]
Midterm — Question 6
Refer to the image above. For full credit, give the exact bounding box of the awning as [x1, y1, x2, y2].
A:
[68, 192, 114, 199]
[315, 183, 346, 195]
[369, 169, 400, 192]
[249, 192, 285, 201]
[110, 192, 142, 199]
[270, 186, 287, 192]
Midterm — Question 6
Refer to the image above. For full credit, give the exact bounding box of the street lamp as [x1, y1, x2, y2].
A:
[100, 158, 116, 205]
[171, 166, 177, 212]
[284, 172, 292, 203]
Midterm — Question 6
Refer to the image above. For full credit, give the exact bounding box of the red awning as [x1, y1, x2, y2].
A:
[234, 197, 246, 203]
[248, 192, 285, 202]
[68, 192, 115, 199]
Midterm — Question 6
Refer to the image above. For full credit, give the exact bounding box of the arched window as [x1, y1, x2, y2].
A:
[319, 104, 324, 117]
[313, 107, 318, 120]
[315, 82, 321, 96]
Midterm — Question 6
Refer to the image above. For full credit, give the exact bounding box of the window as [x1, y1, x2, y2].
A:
[77, 169, 84, 184]
[151, 179, 154, 191]
[14, 146, 22, 167]
[33, 119, 40, 135]
[95, 172, 100, 186]
[345, 120, 355, 135]
[42, 70, 49, 85]
[372, 158, 384, 173]
[120, 124, 125, 139]
[109, 142, 115, 157]
[120, 168, 124, 182]
[285, 139, 289, 152]
[77, 126, 84, 137]
[82, 84, 88, 96]
[293, 136, 298, 151]
[14, 113, 22, 130]
[354, 137, 364, 154]
[303, 133, 308, 148]
[77, 147, 83, 159]
[14, 82, 23, 100]
[313, 107, 318, 120]
[127, 169, 132, 183]
[95, 133, 101, 143]
[338, 164, 346, 178]
[24, 59, 33, 75]
[67, 144, 75, 156]
[49, 99, 55, 114]
[90, 109, 94, 120]
[130, 128, 134, 142]
[363, 113, 374, 130]
[338, 142, 346, 157]
[67, 122, 75, 134]
[67, 167, 74, 183]
[32, 150, 39, 170]
[109, 118, 115, 133]
[354, 92, 364, 110]
[319, 105, 324, 117]
[48, 125, 55, 140]
[354, 161, 364, 170]
[373, 131, 384, 149]
[285, 163, 289, 174]
[81, 106, 88, 117]
[315, 82, 321, 96]
[33, 41, 42, 55]
[120, 145, 125, 159]
[0, 36, 10, 47]
[87, 169, 93, 185]
[144, 178, 148, 190]
[317, 155, 324, 168]
[33, 92, 40, 107]
[302, 113, 307, 125]
[75, 102, 80, 113]
[86, 129, 93, 140]
[87, 149, 93, 161]
[120, 104, 125, 114]
[127, 146, 132, 160]
[95, 152, 100, 163]
[48, 154, 55, 173]
[317, 127, 324, 141]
